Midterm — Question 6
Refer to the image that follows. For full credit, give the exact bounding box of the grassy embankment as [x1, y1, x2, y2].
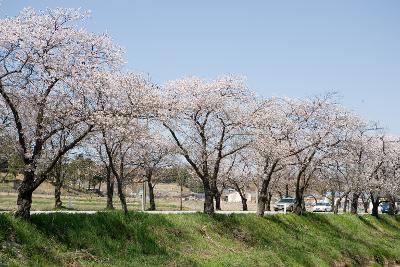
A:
[0, 212, 399, 266]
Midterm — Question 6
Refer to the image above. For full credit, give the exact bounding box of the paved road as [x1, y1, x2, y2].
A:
[144, 210, 368, 215]
[0, 210, 362, 215]
[0, 210, 283, 215]
[0, 210, 98, 215]
[0, 206, 374, 216]
[145, 210, 280, 215]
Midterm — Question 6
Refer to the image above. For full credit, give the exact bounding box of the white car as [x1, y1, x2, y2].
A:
[273, 197, 295, 212]
[313, 202, 332, 212]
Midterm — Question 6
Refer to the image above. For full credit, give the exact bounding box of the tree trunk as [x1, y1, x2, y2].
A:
[203, 182, 214, 214]
[389, 199, 396, 215]
[147, 180, 156, 211]
[360, 194, 370, 213]
[294, 187, 305, 215]
[257, 190, 273, 216]
[241, 196, 248, 211]
[343, 195, 348, 213]
[106, 171, 114, 210]
[350, 193, 359, 214]
[294, 168, 307, 215]
[15, 171, 35, 220]
[363, 201, 369, 213]
[334, 199, 340, 214]
[371, 197, 380, 217]
[285, 184, 289, 197]
[257, 196, 267, 216]
[215, 192, 221, 211]
[233, 183, 248, 212]
[54, 175, 63, 209]
[257, 176, 273, 216]
[115, 176, 128, 214]
[330, 191, 335, 211]
[334, 193, 348, 215]
[266, 192, 272, 211]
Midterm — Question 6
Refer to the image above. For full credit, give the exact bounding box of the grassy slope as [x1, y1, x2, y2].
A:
[0, 213, 399, 267]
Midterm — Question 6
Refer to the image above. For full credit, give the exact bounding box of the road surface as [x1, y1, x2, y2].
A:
[0, 210, 277, 215]
[0, 210, 367, 215]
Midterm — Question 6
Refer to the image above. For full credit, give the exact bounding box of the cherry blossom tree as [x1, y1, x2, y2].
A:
[313, 153, 354, 214]
[90, 71, 157, 214]
[335, 125, 385, 214]
[100, 128, 137, 214]
[45, 132, 70, 209]
[362, 134, 400, 216]
[224, 154, 255, 211]
[0, 8, 123, 219]
[131, 130, 175, 211]
[382, 138, 400, 214]
[282, 96, 360, 215]
[250, 98, 295, 216]
[160, 76, 255, 214]
[214, 171, 228, 211]
[91, 141, 115, 209]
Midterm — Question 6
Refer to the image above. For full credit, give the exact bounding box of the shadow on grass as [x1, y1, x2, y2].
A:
[215, 213, 400, 267]
[1, 212, 400, 266]
[377, 215, 400, 233]
[31, 212, 170, 256]
[0, 213, 64, 266]
[357, 215, 380, 231]
[28, 212, 198, 265]
[205, 213, 333, 266]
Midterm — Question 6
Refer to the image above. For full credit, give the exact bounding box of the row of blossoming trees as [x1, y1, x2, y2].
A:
[1, 8, 399, 220]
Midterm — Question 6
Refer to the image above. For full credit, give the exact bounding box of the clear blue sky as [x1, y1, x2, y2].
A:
[2, 1, 400, 133]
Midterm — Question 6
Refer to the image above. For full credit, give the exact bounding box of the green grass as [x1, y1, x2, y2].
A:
[0, 213, 399, 266]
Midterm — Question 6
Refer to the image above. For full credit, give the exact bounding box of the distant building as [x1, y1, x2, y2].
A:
[226, 191, 253, 203]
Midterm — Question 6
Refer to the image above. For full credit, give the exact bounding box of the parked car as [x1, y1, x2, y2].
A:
[312, 202, 332, 212]
[274, 197, 295, 212]
[380, 202, 399, 214]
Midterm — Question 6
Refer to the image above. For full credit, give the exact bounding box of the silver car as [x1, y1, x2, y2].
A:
[312, 202, 332, 212]
[274, 197, 295, 212]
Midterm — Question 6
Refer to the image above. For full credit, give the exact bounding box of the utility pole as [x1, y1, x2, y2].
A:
[141, 114, 149, 212]
[142, 180, 146, 211]
[180, 177, 183, 211]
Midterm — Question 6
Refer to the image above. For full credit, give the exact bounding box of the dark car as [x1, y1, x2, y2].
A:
[380, 202, 398, 214]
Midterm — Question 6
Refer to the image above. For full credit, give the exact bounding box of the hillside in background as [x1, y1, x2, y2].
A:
[1, 213, 399, 266]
